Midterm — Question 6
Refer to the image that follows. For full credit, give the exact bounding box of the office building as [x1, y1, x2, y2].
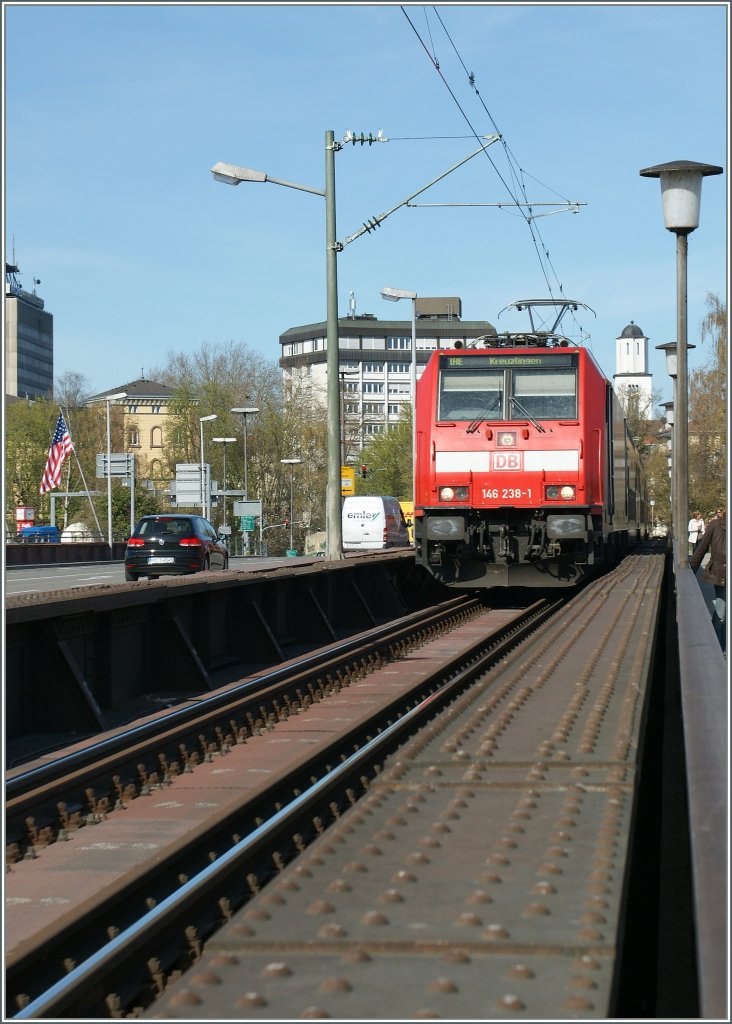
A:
[4, 263, 53, 399]
[279, 297, 496, 460]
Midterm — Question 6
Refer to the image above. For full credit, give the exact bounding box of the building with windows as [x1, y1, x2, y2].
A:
[4, 263, 53, 399]
[279, 297, 497, 460]
[86, 378, 175, 488]
[613, 321, 654, 416]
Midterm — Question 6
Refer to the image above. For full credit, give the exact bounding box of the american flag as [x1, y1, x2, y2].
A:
[40, 413, 74, 494]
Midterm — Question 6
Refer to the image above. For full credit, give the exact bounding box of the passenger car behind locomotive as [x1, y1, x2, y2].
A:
[414, 299, 647, 589]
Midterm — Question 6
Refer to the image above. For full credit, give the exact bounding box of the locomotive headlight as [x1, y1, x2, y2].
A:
[497, 431, 517, 447]
[545, 485, 576, 500]
[439, 486, 469, 501]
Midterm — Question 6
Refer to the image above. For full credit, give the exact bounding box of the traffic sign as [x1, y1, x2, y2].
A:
[341, 465, 355, 496]
[240, 515, 256, 532]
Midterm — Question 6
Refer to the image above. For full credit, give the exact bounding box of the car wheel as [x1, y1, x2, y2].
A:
[124, 569, 137, 582]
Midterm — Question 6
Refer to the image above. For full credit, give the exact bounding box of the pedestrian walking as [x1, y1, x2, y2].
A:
[689, 508, 726, 653]
[687, 510, 705, 555]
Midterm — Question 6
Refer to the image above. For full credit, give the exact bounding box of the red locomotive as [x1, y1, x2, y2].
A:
[414, 299, 648, 589]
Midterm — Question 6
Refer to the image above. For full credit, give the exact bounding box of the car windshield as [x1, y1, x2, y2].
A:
[137, 518, 194, 538]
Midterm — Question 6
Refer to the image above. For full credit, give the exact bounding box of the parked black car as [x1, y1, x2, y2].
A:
[124, 514, 228, 581]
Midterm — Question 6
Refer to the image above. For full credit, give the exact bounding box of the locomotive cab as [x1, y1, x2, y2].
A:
[414, 300, 644, 589]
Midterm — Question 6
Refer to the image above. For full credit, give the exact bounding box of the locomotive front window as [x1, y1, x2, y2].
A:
[510, 368, 576, 419]
[439, 371, 503, 421]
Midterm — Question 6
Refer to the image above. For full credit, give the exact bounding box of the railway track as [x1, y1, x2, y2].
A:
[6, 591, 560, 1017]
[6, 593, 487, 860]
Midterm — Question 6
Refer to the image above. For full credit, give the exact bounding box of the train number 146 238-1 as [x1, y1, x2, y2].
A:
[482, 488, 532, 500]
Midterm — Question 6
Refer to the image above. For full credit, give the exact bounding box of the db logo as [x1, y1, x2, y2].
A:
[492, 452, 522, 471]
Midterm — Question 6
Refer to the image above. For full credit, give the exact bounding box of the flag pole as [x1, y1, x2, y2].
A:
[60, 406, 104, 539]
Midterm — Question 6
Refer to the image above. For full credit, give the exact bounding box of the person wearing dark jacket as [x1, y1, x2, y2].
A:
[689, 508, 726, 652]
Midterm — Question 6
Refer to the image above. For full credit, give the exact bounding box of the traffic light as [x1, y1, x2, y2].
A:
[361, 465, 368, 479]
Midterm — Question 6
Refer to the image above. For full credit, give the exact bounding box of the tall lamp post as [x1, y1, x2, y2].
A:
[639, 159, 722, 568]
[199, 414, 217, 519]
[211, 437, 236, 530]
[212, 136, 499, 560]
[281, 457, 303, 553]
[381, 287, 417, 496]
[212, 139, 343, 562]
[231, 406, 259, 500]
[105, 391, 127, 551]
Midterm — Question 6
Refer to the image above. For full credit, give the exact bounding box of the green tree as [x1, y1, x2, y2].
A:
[357, 408, 413, 501]
[689, 293, 727, 515]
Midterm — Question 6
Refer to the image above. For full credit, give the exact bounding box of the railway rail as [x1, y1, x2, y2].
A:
[6, 593, 485, 859]
[6, 591, 559, 1016]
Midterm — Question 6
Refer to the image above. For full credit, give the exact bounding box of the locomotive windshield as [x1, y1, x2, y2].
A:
[438, 354, 578, 421]
[439, 370, 503, 421]
[511, 369, 576, 419]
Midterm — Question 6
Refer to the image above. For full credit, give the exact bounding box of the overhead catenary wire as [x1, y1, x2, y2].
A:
[400, 5, 592, 344]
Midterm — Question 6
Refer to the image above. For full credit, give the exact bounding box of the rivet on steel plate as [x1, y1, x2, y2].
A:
[244, 907, 271, 921]
[209, 953, 239, 966]
[189, 970, 222, 986]
[234, 993, 267, 1008]
[361, 910, 389, 925]
[319, 923, 346, 937]
[378, 889, 404, 903]
[466, 889, 492, 904]
[567, 975, 597, 989]
[496, 993, 525, 1010]
[536, 862, 563, 876]
[561, 995, 594, 1010]
[427, 978, 458, 993]
[307, 900, 335, 915]
[506, 964, 535, 979]
[572, 955, 601, 970]
[341, 949, 372, 963]
[299, 1006, 330, 1017]
[483, 923, 510, 940]
[262, 962, 293, 977]
[393, 869, 418, 883]
[229, 924, 255, 937]
[522, 902, 551, 917]
[320, 977, 352, 992]
[454, 912, 483, 927]
[443, 950, 471, 963]
[168, 990, 203, 1006]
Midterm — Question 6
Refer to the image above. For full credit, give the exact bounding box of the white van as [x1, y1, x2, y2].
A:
[342, 496, 411, 550]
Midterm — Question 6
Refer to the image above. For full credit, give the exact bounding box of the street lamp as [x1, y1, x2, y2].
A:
[230, 407, 259, 500]
[212, 141, 342, 562]
[199, 414, 217, 519]
[381, 288, 417, 498]
[639, 159, 722, 568]
[211, 437, 237, 530]
[105, 391, 127, 551]
[281, 458, 303, 553]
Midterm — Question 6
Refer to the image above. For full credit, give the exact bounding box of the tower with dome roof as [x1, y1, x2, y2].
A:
[613, 321, 653, 416]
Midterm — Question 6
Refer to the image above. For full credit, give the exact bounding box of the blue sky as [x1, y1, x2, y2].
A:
[4, 2, 728, 408]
